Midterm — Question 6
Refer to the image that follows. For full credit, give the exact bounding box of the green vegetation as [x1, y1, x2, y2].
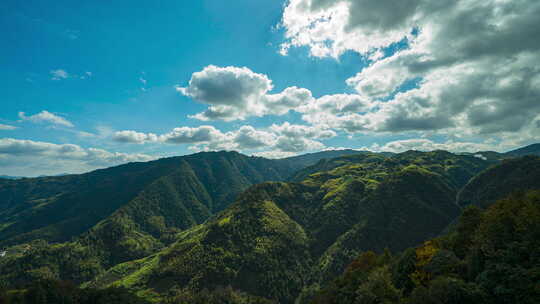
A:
[78, 150, 496, 303]
[0, 149, 538, 303]
[458, 156, 540, 208]
[0, 279, 151, 304]
[310, 190, 540, 304]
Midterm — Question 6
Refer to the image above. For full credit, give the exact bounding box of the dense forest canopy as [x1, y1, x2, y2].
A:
[0, 146, 539, 303]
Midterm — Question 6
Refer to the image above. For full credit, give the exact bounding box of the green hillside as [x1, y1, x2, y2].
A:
[505, 143, 540, 157]
[457, 156, 540, 208]
[77, 151, 492, 303]
[311, 190, 540, 304]
[0, 151, 299, 246]
[1, 149, 538, 303]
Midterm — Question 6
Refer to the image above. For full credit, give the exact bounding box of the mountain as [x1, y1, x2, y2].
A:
[1, 148, 538, 303]
[0, 175, 23, 180]
[0, 151, 307, 274]
[457, 156, 540, 209]
[75, 151, 492, 303]
[278, 149, 379, 170]
[0, 150, 385, 287]
[311, 190, 540, 304]
[505, 143, 540, 157]
[0, 149, 387, 248]
[0, 152, 293, 246]
[457, 143, 540, 162]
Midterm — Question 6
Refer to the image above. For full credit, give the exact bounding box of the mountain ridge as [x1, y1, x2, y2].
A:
[0, 146, 539, 303]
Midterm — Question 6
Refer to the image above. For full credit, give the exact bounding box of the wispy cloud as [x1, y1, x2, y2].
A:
[139, 72, 147, 92]
[50, 69, 69, 80]
[80, 71, 92, 79]
[0, 124, 18, 131]
[18, 110, 74, 128]
[0, 138, 155, 176]
[64, 29, 79, 40]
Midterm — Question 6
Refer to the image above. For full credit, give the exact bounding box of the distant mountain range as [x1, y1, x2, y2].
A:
[0, 175, 23, 180]
[0, 143, 538, 303]
[460, 143, 540, 161]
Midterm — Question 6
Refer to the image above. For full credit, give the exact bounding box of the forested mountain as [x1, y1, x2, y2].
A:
[457, 156, 540, 209]
[458, 143, 540, 162]
[64, 151, 492, 303]
[275, 149, 377, 171]
[0, 147, 538, 303]
[0, 175, 23, 180]
[0, 151, 296, 247]
[505, 143, 540, 157]
[311, 190, 540, 304]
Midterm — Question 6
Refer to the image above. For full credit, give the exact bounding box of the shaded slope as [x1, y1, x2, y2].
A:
[311, 190, 540, 304]
[88, 151, 491, 303]
[0, 159, 181, 246]
[505, 143, 540, 157]
[457, 155, 540, 209]
[87, 185, 313, 303]
[0, 151, 297, 247]
[279, 149, 374, 174]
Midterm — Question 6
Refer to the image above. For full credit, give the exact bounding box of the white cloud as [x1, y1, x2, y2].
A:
[112, 122, 331, 153]
[274, 136, 325, 152]
[252, 150, 297, 159]
[80, 71, 93, 79]
[474, 154, 488, 161]
[232, 126, 276, 149]
[113, 130, 159, 144]
[270, 122, 336, 140]
[18, 111, 74, 128]
[77, 131, 96, 138]
[280, 0, 418, 58]
[178, 65, 383, 126]
[178, 65, 313, 121]
[50, 69, 69, 80]
[0, 124, 17, 130]
[278, 0, 540, 143]
[0, 138, 154, 176]
[160, 126, 228, 144]
[372, 138, 503, 154]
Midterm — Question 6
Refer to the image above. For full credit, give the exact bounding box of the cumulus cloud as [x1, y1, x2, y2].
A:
[161, 125, 228, 144]
[178, 65, 382, 127]
[113, 122, 332, 153]
[177, 65, 314, 121]
[270, 122, 336, 140]
[18, 111, 74, 127]
[232, 126, 276, 149]
[297, 94, 376, 132]
[0, 124, 17, 130]
[112, 126, 232, 148]
[113, 130, 159, 144]
[371, 138, 501, 154]
[0, 138, 154, 176]
[50, 69, 69, 80]
[279, 0, 540, 141]
[252, 150, 298, 159]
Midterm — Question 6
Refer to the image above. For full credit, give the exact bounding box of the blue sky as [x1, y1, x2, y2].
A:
[1, 0, 539, 176]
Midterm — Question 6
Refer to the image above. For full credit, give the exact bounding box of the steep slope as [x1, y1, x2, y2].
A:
[0, 159, 181, 246]
[505, 143, 540, 157]
[0, 148, 367, 249]
[457, 156, 540, 209]
[279, 149, 375, 172]
[311, 190, 540, 304]
[0, 175, 23, 180]
[0, 150, 388, 288]
[86, 183, 313, 303]
[0, 151, 295, 247]
[87, 151, 491, 303]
